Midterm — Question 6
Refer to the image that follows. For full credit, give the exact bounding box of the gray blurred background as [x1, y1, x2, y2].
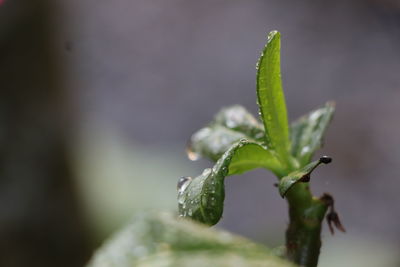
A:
[1, 0, 400, 266]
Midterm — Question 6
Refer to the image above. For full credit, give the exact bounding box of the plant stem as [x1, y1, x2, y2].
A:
[284, 183, 328, 267]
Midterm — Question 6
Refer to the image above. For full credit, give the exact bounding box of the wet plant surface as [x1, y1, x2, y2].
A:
[89, 31, 344, 267]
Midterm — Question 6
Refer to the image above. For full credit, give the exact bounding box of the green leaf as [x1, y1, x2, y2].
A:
[187, 125, 248, 162]
[278, 157, 332, 198]
[187, 105, 266, 162]
[214, 105, 265, 141]
[290, 102, 335, 166]
[87, 212, 296, 267]
[179, 139, 283, 226]
[256, 31, 291, 166]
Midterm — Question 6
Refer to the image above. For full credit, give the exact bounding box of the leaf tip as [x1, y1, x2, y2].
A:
[267, 30, 280, 42]
[319, 156, 332, 164]
[278, 185, 289, 198]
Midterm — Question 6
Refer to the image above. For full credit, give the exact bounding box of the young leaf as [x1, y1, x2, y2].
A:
[87, 212, 296, 267]
[179, 139, 283, 226]
[278, 156, 332, 198]
[214, 105, 265, 140]
[256, 31, 291, 165]
[187, 105, 266, 161]
[290, 102, 335, 166]
[187, 125, 248, 161]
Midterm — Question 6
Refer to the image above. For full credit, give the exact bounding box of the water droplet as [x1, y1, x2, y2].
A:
[177, 176, 192, 191]
[177, 191, 185, 204]
[300, 146, 310, 155]
[267, 31, 277, 42]
[221, 168, 227, 175]
[210, 197, 216, 206]
[186, 146, 200, 161]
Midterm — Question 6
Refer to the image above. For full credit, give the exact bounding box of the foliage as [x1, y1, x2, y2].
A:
[180, 31, 335, 226]
[88, 213, 296, 267]
[88, 30, 343, 267]
[179, 30, 344, 267]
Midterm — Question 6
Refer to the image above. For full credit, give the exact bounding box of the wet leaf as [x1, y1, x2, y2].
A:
[179, 139, 284, 226]
[278, 157, 332, 198]
[256, 31, 291, 166]
[214, 105, 265, 141]
[188, 125, 248, 162]
[187, 105, 266, 162]
[290, 102, 335, 166]
[87, 212, 296, 267]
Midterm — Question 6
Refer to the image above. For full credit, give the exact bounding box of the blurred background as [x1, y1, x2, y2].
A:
[1, 0, 400, 266]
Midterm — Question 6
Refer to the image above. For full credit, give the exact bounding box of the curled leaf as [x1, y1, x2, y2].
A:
[327, 211, 346, 235]
[179, 139, 283, 225]
[188, 105, 265, 162]
[321, 193, 346, 235]
[278, 156, 332, 198]
[290, 102, 335, 166]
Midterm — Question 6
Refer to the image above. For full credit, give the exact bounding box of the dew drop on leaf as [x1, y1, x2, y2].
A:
[300, 146, 310, 156]
[177, 176, 192, 192]
[186, 145, 200, 161]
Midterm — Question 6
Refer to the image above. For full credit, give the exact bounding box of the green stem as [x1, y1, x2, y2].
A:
[284, 183, 328, 267]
